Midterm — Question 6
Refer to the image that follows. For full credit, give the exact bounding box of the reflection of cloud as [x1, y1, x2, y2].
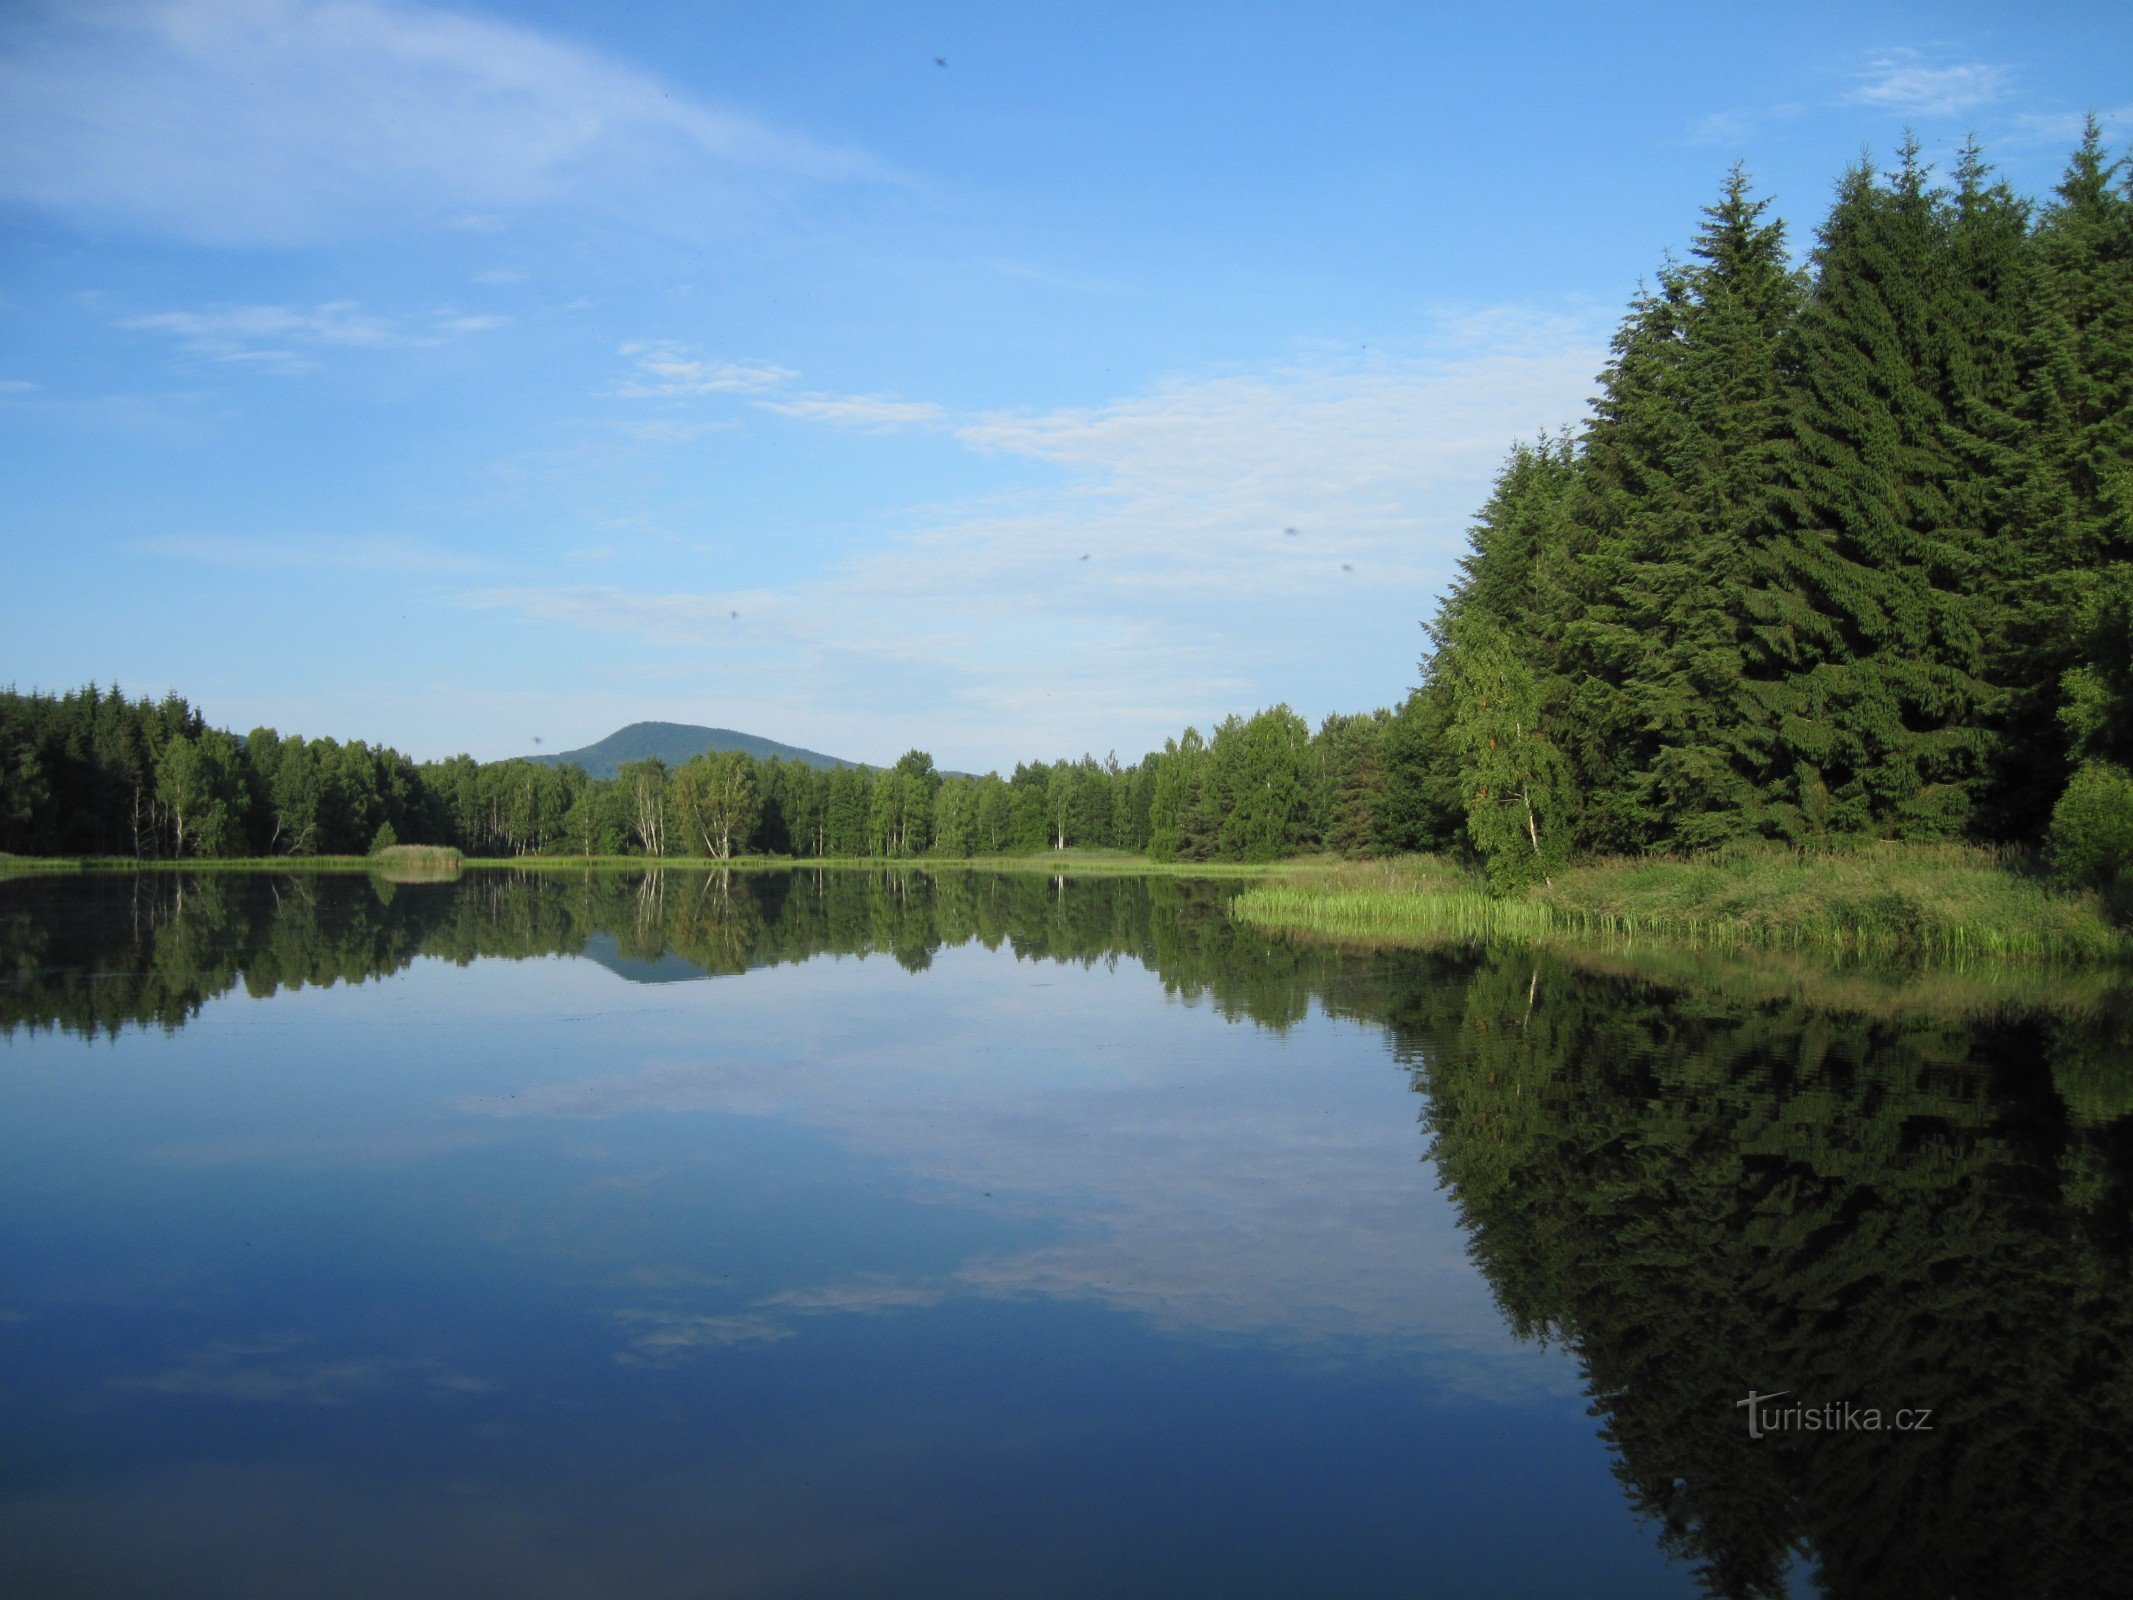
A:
[761, 1280, 945, 1315]
[114, 1337, 491, 1404]
[613, 1276, 948, 1365]
[476, 954, 1572, 1395]
[612, 1310, 791, 1365]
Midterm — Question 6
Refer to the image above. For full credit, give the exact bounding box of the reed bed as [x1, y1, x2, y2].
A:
[1230, 845, 2132, 962]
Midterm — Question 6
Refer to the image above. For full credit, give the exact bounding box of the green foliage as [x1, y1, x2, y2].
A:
[2062, 564, 2133, 767]
[368, 820, 398, 855]
[1382, 131, 2133, 870]
[2047, 762, 2133, 888]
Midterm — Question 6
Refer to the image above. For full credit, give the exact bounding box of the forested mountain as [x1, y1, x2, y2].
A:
[3, 132, 2127, 885]
[526, 720, 856, 779]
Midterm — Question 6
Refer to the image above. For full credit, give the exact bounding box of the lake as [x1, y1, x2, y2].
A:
[2, 868, 2129, 1598]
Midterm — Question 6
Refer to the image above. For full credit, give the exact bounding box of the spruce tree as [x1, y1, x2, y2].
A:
[1743, 144, 1991, 839]
[1569, 167, 1801, 850]
[1418, 436, 1585, 854]
[2008, 121, 2133, 831]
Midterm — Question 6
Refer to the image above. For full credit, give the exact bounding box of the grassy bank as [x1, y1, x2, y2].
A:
[1230, 845, 2132, 962]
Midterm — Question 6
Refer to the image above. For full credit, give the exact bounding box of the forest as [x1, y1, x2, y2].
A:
[2, 130, 2128, 888]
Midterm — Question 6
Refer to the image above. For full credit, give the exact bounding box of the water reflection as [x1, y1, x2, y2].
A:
[2, 868, 2130, 1597]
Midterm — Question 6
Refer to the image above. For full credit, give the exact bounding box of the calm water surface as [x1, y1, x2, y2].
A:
[2, 869, 2129, 1598]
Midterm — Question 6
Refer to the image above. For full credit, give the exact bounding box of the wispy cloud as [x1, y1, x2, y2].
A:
[757, 394, 948, 429]
[469, 310, 1605, 766]
[0, 0, 887, 244]
[609, 341, 945, 431]
[611, 342, 796, 398]
[2005, 103, 2133, 148]
[120, 300, 506, 369]
[1848, 52, 2010, 118]
[1684, 102, 1805, 148]
[136, 532, 490, 575]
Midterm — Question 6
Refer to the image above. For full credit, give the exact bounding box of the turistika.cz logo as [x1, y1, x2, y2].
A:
[1736, 1390, 1935, 1439]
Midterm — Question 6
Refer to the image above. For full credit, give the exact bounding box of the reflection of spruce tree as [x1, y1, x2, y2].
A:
[1412, 951, 2133, 1599]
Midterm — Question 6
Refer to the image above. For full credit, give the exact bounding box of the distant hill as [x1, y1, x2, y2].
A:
[525, 721, 858, 779]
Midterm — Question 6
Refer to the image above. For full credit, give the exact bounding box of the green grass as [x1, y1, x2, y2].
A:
[0, 852, 85, 877]
[1230, 844, 2133, 963]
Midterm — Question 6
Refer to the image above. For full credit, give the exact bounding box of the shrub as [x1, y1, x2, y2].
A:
[368, 820, 399, 856]
[2047, 763, 2133, 888]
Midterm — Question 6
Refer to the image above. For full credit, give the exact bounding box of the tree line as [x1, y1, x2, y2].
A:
[1407, 128, 2133, 887]
[0, 683, 1403, 863]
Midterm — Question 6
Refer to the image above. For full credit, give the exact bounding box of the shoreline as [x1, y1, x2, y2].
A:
[9, 845, 2125, 963]
[1228, 848, 2131, 963]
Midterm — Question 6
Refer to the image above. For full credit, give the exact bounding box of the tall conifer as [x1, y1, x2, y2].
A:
[1744, 145, 1990, 839]
[2009, 121, 2133, 828]
[1570, 168, 1800, 849]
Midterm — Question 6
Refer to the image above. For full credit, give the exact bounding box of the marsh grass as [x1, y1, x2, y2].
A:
[370, 844, 464, 882]
[1231, 844, 2132, 963]
[0, 853, 84, 878]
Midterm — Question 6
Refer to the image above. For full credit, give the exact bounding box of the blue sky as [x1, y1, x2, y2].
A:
[3, 0, 2128, 769]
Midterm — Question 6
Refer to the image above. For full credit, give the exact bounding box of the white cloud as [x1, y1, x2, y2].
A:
[758, 394, 948, 429]
[120, 299, 505, 367]
[0, 0, 884, 244]
[1848, 53, 2010, 118]
[609, 341, 944, 431]
[467, 310, 1605, 767]
[612, 341, 796, 398]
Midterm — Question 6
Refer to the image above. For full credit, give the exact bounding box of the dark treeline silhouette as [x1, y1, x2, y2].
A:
[5, 132, 2129, 886]
[2, 866, 2130, 1594]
